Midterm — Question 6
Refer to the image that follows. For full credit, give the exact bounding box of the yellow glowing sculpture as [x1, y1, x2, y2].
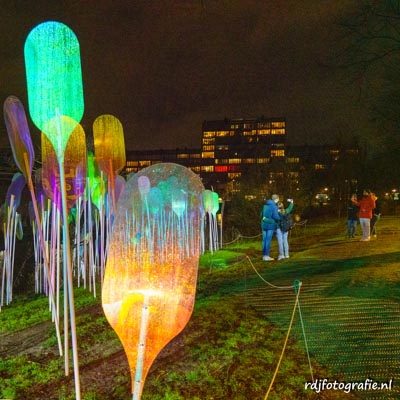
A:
[93, 114, 126, 176]
[41, 117, 86, 210]
[102, 163, 205, 399]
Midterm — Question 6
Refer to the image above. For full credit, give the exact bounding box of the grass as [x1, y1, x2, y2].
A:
[0, 216, 398, 399]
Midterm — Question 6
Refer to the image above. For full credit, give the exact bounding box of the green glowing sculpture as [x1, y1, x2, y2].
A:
[24, 20, 84, 399]
[24, 20, 84, 157]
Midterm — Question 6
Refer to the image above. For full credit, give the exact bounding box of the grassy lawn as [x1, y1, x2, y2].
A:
[0, 216, 398, 399]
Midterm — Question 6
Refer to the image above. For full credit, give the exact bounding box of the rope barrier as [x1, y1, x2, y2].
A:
[239, 233, 262, 239]
[243, 256, 314, 394]
[264, 281, 302, 400]
[205, 250, 315, 396]
[245, 255, 294, 290]
[295, 281, 314, 382]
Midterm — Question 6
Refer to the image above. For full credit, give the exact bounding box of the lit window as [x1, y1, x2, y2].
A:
[202, 145, 215, 151]
[257, 158, 270, 163]
[228, 172, 241, 179]
[271, 150, 285, 157]
[216, 130, 229, 137]
[271, 121, 285, 128]
[203, 131, 215, 137]
[202, 152, 215, 158]
[243, 158, 255, 164]
[201, 165, 214, 172]
[258, 129, 270, 135]
[228, 158, 241, 164]
[177, 154, 189, 158]
[202, 138, 215, 145]
[215, 165, 228, 172]
[139, 160, 151, 166]
[286, 157, 299, 163]
[271, 129, 285, 135]
[315, 164, 325, 170]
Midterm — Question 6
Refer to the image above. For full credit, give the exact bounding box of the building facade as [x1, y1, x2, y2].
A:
[200, 117, 286, 193]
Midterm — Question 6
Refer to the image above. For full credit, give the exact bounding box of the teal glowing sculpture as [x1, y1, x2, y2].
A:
[24, 20, 84, 158]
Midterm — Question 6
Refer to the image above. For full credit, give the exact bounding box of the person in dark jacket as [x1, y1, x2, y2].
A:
[370, 193, 381, 237]
[276, 199, 294, 260]
[347, 194, 359, 238]
[261, 194, 281, 261]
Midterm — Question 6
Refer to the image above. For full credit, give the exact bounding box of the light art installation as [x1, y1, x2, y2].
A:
[93, 114, 126, 218]
[25, 20, 85, 398]
[93, 114, 126, 176]
[24, 21, 84, 158]
[3, 96, 35, 179]
[41, 118, 86, 210]
[2, 95, 63, 355]
[202, 189, 220, 252]
[102, 163, 206, 399]
[0, 173, 25, 308]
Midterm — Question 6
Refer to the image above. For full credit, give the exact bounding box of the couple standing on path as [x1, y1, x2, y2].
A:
[261, 194, 294, 261]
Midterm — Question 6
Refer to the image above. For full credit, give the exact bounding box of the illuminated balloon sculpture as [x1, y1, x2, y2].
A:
[102, 163, 207, 399]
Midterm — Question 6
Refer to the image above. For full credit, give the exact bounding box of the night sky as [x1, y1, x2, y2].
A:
[0, 0, 370, 151]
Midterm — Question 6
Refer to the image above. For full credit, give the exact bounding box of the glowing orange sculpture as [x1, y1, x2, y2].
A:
[102, 163, 205, 399]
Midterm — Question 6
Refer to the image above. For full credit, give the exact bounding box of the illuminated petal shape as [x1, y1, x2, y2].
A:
[5, 173, 26, 209]
[102, 163, 205, 399]
[3, 96, 35, 179]
[41, 117, 86, 209]
[93, 114, 126, 176]
[24, 21, 84, 158]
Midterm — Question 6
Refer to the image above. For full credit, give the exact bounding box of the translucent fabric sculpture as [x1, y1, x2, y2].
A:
[3, 96, 35, 179]
[24, 21, 84, 156]
[93, 114, 126, 176]
[24, 21, 85, 397]
[102, 163, 205, 399]
[202, 189, 220, 252]
[41, 118, 86, 210]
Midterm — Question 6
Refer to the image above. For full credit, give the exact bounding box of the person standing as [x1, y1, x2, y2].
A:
[347, 195, 359, 238]
[276, 199, 294, 260]
[261, 194, 281, 261]
[351, 189, 376, 241]
[370, 193, 381, 237]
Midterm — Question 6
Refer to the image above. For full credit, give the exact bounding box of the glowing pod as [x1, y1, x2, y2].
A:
[3, 96, 35, 179]
[102, 163, 205, 399]
[41, 118, 87, 210]
[24, 20, 84, 158]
